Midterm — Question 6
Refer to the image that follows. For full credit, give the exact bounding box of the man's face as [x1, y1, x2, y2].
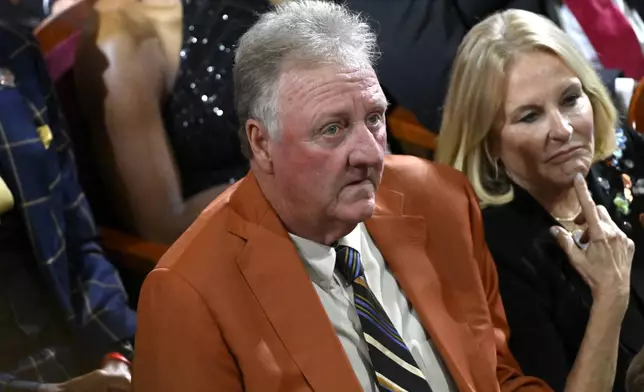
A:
[268, 65, 387, 237]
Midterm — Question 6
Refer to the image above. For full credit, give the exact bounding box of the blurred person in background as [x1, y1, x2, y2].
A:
[75, 0, 285, 244]
[0, 21, 135, 392]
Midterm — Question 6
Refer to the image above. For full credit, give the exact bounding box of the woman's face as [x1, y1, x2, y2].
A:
[496, 51, 595, 192]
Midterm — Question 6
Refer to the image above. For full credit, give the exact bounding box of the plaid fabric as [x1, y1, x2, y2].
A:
[0, 22, 136, 391]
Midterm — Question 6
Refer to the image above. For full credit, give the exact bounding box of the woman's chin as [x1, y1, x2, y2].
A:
[549, 168, 589, 187]
[551, 160, 591, 184]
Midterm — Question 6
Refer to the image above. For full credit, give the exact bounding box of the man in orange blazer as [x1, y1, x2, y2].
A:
[132, 1, 552, 391]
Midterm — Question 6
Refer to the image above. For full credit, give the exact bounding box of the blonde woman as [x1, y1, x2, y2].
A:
[436, 9, 644, 392]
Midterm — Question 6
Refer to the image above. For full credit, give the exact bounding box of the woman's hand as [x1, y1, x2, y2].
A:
[551, 173, 634, 308]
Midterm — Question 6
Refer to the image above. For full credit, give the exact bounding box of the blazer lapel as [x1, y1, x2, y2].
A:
[228, 174, 361, 391]
[365, 188, 478, 391]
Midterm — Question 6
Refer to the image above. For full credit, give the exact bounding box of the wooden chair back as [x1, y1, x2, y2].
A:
[388, 106, 437, 158]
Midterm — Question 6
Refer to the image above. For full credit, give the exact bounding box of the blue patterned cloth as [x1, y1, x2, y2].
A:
[0, 21, 135, 391]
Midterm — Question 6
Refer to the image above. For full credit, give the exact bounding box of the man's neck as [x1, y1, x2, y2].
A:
[276, 201, 356, 246]
[286, 223, 355, 247]
[255, 174, 356, 246]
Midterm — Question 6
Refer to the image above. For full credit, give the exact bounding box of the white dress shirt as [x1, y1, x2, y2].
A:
[558, 0, 644, 107]
[289, 223, 456, 392]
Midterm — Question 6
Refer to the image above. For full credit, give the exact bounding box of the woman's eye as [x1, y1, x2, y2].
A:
[520, 112, 539, 123]
[562, 94, 580, 107]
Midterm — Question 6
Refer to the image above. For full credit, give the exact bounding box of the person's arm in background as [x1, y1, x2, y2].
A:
[74, 8, 232, 244]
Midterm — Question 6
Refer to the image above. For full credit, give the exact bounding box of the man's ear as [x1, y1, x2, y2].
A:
[246, 119, 274, 174]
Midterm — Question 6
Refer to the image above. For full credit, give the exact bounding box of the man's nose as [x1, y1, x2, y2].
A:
[348, 122, 385, 168]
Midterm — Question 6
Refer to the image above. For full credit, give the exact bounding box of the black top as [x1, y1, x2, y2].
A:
[483, 127, 644, 392]
[161, 0, 268, 199]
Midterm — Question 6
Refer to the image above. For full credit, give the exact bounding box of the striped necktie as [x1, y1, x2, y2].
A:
[335, 245, 432, 392]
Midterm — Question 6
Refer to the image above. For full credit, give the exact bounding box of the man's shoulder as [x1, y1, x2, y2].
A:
[156, 188, 241, 271]
[382, 154, 469, 194]
[381, 155, 474, 220]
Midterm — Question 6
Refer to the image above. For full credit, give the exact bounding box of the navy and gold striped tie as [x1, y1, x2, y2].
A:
[335, 245, 433, 392]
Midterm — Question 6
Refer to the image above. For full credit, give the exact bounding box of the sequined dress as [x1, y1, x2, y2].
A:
[161, 0, 268, 198]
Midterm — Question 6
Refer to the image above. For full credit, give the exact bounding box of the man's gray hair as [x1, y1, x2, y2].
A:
[233, 0, 379, 158]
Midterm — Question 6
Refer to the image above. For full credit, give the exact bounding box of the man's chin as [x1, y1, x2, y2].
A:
[338, 199, 376, 223]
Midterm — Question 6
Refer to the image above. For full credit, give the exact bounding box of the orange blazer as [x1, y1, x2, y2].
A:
[133, 155, 551, 392]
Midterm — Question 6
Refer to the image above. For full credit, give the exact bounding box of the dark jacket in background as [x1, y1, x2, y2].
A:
[342, 0, 644, 132]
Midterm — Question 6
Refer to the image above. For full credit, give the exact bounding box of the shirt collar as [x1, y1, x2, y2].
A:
[289, 223, 364, 291]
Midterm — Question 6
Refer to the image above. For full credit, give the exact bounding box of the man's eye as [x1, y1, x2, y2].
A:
[367, 113, 384, 126]
[322, 124, 341, 136]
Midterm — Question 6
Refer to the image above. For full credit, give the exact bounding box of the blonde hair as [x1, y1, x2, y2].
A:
[435, 9, 617, 207]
